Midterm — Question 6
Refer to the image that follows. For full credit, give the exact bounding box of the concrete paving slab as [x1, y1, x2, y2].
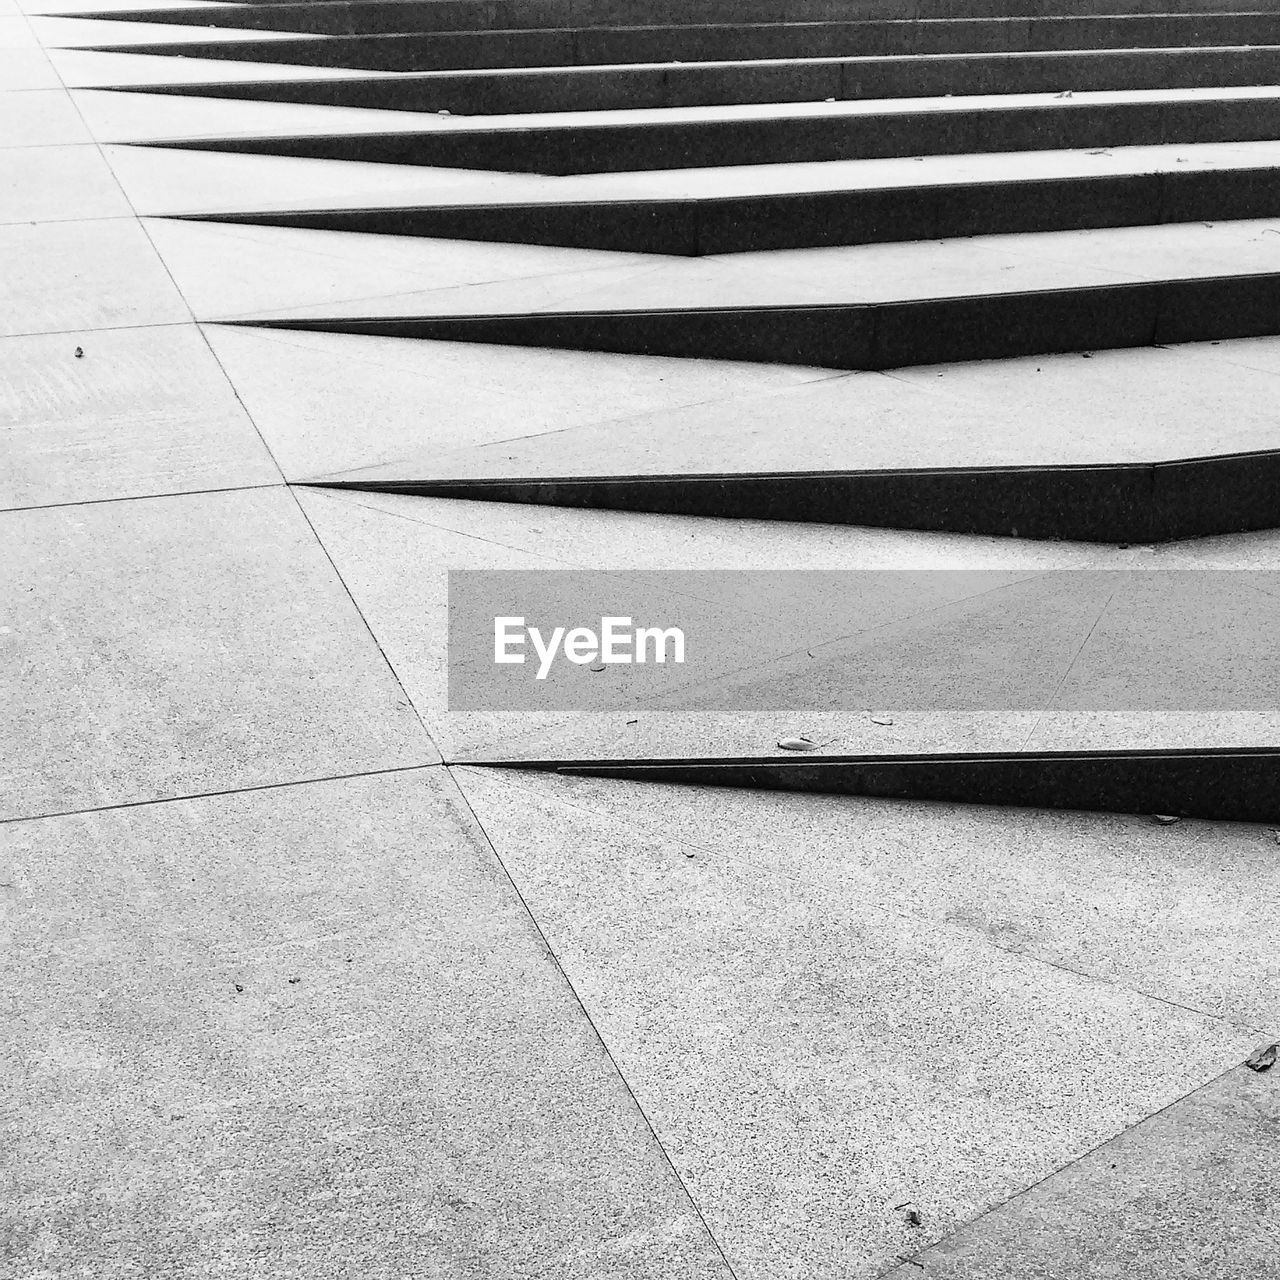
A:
[0, 45, 60, 87]
[143, 217, 654, 320]
[470, 768, 1280, 1029]
[0, 13, 38, 44]
[0, 87, 92, 146]
[0, 767, 732, 1279]
[450, 764, 1259, 1280]
[881, 1065, 1280, 1279]
[0, 487, 436, 821]
[160, 217, 1280, 326]
[88, 137, 1280, 219]
[200, 325, 836, 480]
[72, 86, 453, 142]
[0, 218, 189, 336]
[103, 143, 572, 216]
[292, 486, 1110, 760]
[0, 142, 133, 222]
[328, 342, 1280, 480]
[0, 324, 278, 510]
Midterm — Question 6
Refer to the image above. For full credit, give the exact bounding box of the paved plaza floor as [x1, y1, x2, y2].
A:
[4, 1, 1280, 1276]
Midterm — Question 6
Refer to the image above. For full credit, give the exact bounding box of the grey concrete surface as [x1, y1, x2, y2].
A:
[451, 765, 1259, 1280]
[881, 1065, 1280, 1279]
[0, 143, 132, 222]
[1, 324, 278, 509]
[0, 89, 90, 147]
[293, 486, 1108, 760]
[1, 218, 189, 337]
[1, 487, 436, 821]
[0, 768, 731, 1279]
[201, 324, 829, 482]
[461, 769, 1280, 1030]
[200, 328, 1280, 484]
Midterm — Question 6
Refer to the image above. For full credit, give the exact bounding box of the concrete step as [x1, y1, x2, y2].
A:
[140, 88, 1280, 172]
[181, 160, 1280, 252]
[106, 44, 1280, 113]
[119, 0, 1280, 24]
[481, 748, 1280, 824]
[75, 29, 1280, 77]
[64, 9, 1280, 52]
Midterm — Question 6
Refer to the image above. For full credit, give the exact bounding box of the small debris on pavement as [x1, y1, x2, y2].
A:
[1246, 1043, 1277, 1072]
[778, 736, 819, 751]
[871, 715, 894, 726]
[683, 850, 696, 859]
[74, 347, 83, 358]
[589, 662, 606, 672]
[234, 984, 244, 993]
[1151, 814, 1181, 825]
[905, 1208, 922, 1227]
[288, 977, 300, 985]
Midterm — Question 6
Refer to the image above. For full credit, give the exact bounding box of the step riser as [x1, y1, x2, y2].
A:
[172, 0, 1280, 26]
[189, 170, 1280, 255]
[308, 450, 1280, 544]
[157, 101, 1280, 172]
[91, 35, 1280, 76]
[239, 274, 1280, 372]
[490, 750, 1280, 825]
[116, 55, 1280, 114]
[71, 13, 1280, 52]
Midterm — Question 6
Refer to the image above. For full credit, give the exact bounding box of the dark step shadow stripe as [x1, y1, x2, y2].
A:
[470, 747, 1280, 824]
[66, 10, 1280, 51]
[74, 38, 1280, 86]
[223, 274, 1280, 371]
[134, 98, 1280, 173]
[177, 168, 1280, 255]
[91, 0, 1276, 19]
[109, 43, 1280, 112]
[300, 450, 1280, 544]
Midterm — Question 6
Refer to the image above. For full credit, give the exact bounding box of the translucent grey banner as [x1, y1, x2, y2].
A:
[446, 570, 1280, 712]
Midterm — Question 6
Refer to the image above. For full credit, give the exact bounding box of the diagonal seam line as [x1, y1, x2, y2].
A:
[443, 764, 743, 1280]
[42, 63, 448, 763]
[875, 1057, 1261, 1279]
[1019, 582, 1119, 750]
[456, 765, 1272, 1038]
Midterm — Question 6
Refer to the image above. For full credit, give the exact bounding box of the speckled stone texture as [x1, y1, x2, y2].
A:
[881, 1065, 1280, 1279]
[0, 768, 731, 1280]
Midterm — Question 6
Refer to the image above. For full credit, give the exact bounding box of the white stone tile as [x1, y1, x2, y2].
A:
[0, 487, 437, 820]
[881, 1066, 1279, 1279]
[0, 218, 188, 335]
[1, 768, 730, 1280]
[0, 142, 131, 221]
[201, 325, 832, 479]
[0, 88, 90, 147]
[102, 143, 566, 216]
[473, 768, 1280, 1028]
[0, 324, 278, 509]
[292, 486, 1110, 761]
[72, 86, 439, 143]
[0, 46, 60, 89]
[451, 765, 1258, 1280]
[142, 217, 655, 320]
